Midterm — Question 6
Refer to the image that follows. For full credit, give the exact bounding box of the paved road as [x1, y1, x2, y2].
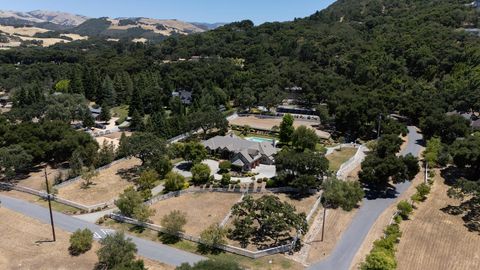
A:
[309, 126, 423, 270]
[0, 194, 205, 267]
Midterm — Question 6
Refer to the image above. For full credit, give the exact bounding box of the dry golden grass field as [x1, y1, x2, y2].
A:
[0, 207, 97, 270]
[396, 177, 480, 270]
[0, 207, 172, 270]
[57, 158, 140, 205]
[150, 192, 242, 236]
[326, 147, 357, 172]
[15, 165, 68, 191]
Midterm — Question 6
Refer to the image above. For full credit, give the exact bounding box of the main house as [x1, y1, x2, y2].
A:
[202, 134, 278, 171]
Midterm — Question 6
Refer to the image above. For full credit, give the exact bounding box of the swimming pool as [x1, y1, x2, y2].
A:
[246, 137, 275, 143]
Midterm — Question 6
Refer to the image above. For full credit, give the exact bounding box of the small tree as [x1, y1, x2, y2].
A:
[199, 223, 227, 253]
[164, 172, 186, 192]
[81, 166, 99, 189]
[161, 210, 187, 243]
[137, 169, 159, 200]
[99, 105, 111, 123]
[279, 113, 294, 143]
[182, 142, 207, 164]
[360, 251, 397, 270]
[291, 125, 319, 150]
[221, 173, 231, 187]
[96, 231, 145, 270]
[83, 112, 95, 128]
[191, 163, 211, 185]
[69, 228, 93, 255]
[96, 141, 115, 167]
[151, 156, 173, 179]
[115, 187, 154, 222]
[322, 178, 365, 211]
[219, 160, 231, 173]
[415, 183, 431, 201]
[397, 200, 413, 220]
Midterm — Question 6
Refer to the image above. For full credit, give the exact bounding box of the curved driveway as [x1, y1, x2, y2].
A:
[309, 126, 423, 270]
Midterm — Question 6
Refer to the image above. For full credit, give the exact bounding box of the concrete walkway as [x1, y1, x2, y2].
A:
[0, 194, 205, 267]
[308, 126, 423, 270]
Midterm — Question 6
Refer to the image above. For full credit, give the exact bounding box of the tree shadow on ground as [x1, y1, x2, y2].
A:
[363, 183, 398, 200]
[117, 165, 141, 182]
[129, 225, 145, 234]
[176, 162, 192, 172]
[158, 232, 181, 244]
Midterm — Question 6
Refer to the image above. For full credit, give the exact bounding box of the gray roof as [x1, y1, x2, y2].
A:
[203, 135, 278, 163]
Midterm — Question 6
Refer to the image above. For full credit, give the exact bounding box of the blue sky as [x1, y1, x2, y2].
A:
[0, 0, 336, 24]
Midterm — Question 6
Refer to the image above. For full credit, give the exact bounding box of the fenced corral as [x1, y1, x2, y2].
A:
[110, 213, 296, 259]
[145, 186, 318, 206]
[0, 182, 113, 212]
[54, 157, 129, 188]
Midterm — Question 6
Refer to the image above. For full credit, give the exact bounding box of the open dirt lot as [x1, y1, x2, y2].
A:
[230, 115, 331, 139]
[0, 207, 172, 270]
[396, 176, 480, 270]
[57, 158, 140, 206]
[150, 192, 242, 236]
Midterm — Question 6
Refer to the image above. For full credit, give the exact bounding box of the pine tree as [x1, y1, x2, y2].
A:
[70, 68, 84, 95]
[98, 75, 116, 106]
[130, 109, 144, 131]
[99, 104, 111, 123]
[83, 68, 100, 101]
[129, 86, 144, 116]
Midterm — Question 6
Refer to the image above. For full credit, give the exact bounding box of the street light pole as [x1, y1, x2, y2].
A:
[44, 167, 56, 242]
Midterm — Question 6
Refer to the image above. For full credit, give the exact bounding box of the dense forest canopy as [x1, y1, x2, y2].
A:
[0, 0, 479, 141]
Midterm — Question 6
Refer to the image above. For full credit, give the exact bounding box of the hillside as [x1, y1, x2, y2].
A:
[0, 0, 478, 138]
[0, 9, 219, 46]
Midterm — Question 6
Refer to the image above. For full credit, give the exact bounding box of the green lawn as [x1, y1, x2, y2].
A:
[326, 147, 358, 172]
[104, 220, 302, 269]
[111, 105, 129, 124]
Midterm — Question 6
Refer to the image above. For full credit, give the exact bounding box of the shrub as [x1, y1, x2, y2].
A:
[397, 200, 413, 220]
[221, 173, 231, 187]
[219, 160, 231, 173]
[69, 228, 93, 255]
[415, 183, 431, 201]
[266, 179, 276, 187]
[199, 223, 227, 253]
[191, 163, 211, 185]
[160, 210, 187, 243]
[361, 250, 397, 270]
[164, 172, 186, 192]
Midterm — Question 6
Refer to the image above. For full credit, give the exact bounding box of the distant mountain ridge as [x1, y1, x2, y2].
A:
[0, 10, 88, 28]
[0, 9, 225, 43]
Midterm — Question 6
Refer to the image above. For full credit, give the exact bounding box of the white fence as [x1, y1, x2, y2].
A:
[54, 158, 129, 188]
[110, 213, 295, 259]
[0, 182, 113, 212]
[336, 145, 368, 180]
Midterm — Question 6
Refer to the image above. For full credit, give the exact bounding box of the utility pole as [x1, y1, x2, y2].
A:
[44, 167, 56, 242]
[321, 206, 327, 242]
